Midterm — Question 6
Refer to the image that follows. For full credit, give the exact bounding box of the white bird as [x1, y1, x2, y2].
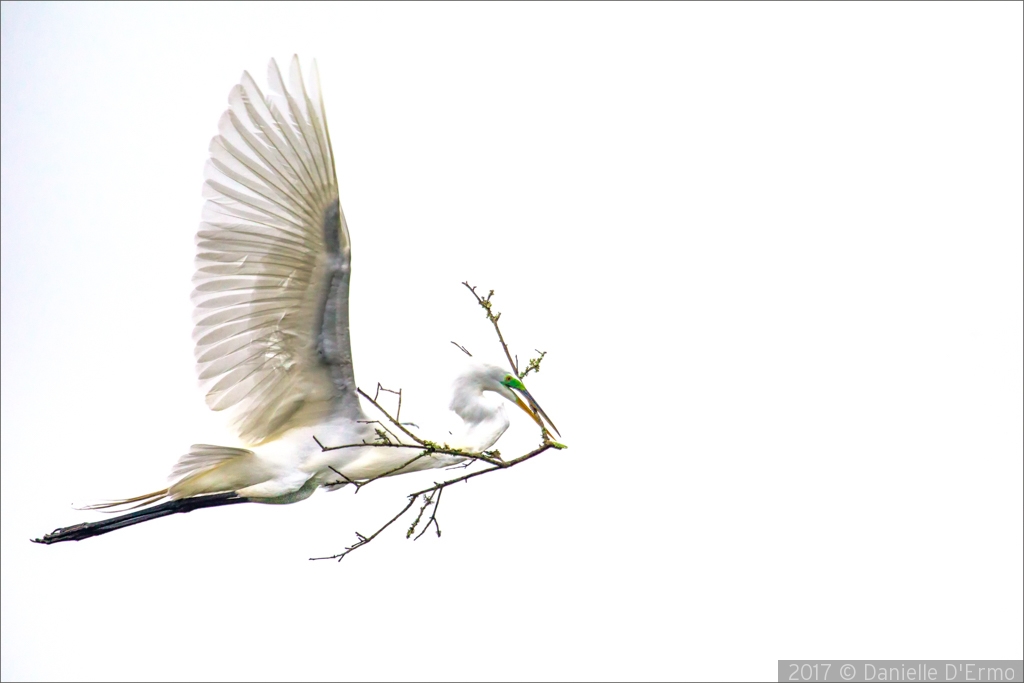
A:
[35, 57, 558, 544]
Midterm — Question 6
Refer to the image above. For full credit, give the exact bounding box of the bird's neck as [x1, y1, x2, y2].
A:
[448, 377, 510, 453]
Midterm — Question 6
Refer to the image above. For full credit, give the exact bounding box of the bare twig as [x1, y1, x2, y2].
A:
[413, 487, 442, 540]
[323, 447, 437, 494]
[462, 281, 519, 376]
[365, 449, 434, 482]
[355, 419, 401, 444]
[444, 459, 477, 471]
[317, 436, 502, 470]
[373, 383, 403, 423]
[357, 386, 424, 446]
[314, 495, 419, 561]
[327, 466, 362, 490]
[450, 341, 473, 357]
[407, 488, 440, 540]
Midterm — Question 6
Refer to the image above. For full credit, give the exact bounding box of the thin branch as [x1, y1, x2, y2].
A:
[327, 449, 434, 494]
[413, 487, 442, 540]
[462, 281, 519, 376]
[327, 466, 362, 490]
[315, 431, 505, 499]
[356, 419, 401, 445]
[357, 387, 424, 446]
[322, 441, 423, 453]
[367, 449, 434, 482]
[316, 437, 504, 473]
[450, 341, 473, 357]
[372, 383, 403, 423]
[412, 442, 555, 491]
[310, 495, 419, 562]
[444, 459, 477, 471]
[407, 489, 436, 539]
[321, 440, 504, 471]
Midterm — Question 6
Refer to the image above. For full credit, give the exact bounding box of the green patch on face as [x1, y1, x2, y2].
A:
[500, 375, 526, 392]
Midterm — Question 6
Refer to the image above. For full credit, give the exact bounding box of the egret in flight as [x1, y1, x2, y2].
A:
[35, 57, 557, 544]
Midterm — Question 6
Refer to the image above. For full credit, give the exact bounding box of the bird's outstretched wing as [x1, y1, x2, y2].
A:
[193, 57, 360, 445]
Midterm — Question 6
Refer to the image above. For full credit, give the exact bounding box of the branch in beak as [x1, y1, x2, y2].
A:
[511, 386, 561, 438]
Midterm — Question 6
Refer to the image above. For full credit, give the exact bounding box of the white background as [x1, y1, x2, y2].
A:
[2, 3, 1021, 681]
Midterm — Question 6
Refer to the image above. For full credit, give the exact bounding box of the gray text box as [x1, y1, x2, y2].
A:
[778, 661, 1023, 682]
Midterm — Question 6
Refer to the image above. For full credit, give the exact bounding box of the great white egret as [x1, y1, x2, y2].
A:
[34, 57, 558, 544]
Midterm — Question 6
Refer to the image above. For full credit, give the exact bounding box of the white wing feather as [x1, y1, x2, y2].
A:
[193, 57, 359, 445]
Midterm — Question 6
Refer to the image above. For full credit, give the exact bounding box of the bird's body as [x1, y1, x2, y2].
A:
[181, 358, 517, 503]
[34, 57, 557, 544]
[144, 353, 532, 505]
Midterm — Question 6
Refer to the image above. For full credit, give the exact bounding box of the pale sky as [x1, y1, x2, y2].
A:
[2, 2, 1022, 681]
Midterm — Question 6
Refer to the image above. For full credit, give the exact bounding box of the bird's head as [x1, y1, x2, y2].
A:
[488, 366, 561, 438]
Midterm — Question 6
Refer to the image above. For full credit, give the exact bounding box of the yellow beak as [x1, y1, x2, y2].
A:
[510, 386, 561, 437]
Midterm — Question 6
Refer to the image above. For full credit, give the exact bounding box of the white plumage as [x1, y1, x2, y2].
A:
[195, 57, 355, 446]
[70, 57, 557, 521]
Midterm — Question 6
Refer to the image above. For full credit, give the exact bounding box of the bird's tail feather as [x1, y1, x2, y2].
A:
[168, 444, 269, 499]
[77, 488, 169, 512]
[72, 444, 260, 513]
